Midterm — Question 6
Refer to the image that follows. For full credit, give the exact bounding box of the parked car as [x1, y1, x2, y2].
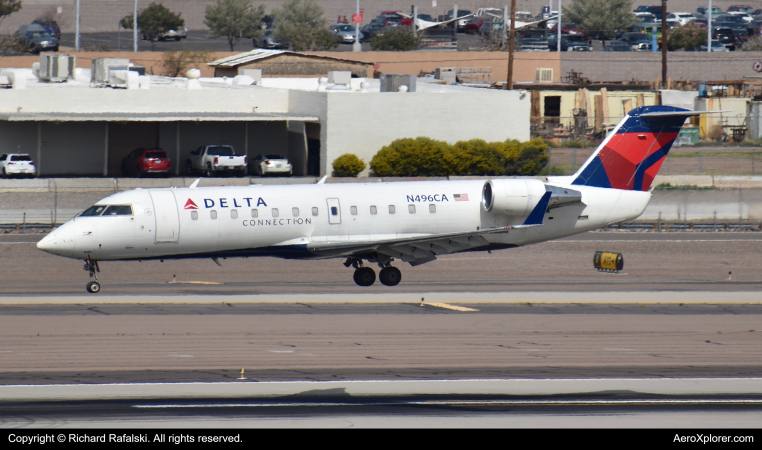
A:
[621, 32, 653, 51]
[713, 27, 738, 50]
[32, 19, 61, 39]
[445, 9, 473, 31]
[187, 145, 247, 177]
[727, 11, 754, 23]
[0, 154, 35, 177]
[250, 154, 292, 176]
[14, 24, 58, 53]
[666, 12, 695, 27]
[727, 5, 755, 14]
[698, 40, 731, 51]
[694, 6, 724, 20]
[329, 24, 364, 44]
[255, 30, 287, 49]
[141, 26, 187, 41]
[121, 148, 171, 177]
[360, 23, 390, 42]
[548, 34, 593, 51]
[634, 5, 662, 20]
[603, 40, 635, 51]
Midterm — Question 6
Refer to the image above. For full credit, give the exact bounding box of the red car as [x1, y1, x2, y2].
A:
[121, 148, 171, 177]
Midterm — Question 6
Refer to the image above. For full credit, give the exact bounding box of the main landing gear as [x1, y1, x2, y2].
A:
[345, 257, 401, 287]
[84, 259, 101, 293]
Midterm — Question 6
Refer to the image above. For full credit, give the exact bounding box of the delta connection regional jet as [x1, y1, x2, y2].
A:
[38, 106, 698, 293]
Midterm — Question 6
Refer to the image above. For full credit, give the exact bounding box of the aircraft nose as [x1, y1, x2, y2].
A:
[36, 232, 58, 253]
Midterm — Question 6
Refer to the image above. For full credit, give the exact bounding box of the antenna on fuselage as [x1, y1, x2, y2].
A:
[317, 175, 327, 185]
[190, 179, 201, 189]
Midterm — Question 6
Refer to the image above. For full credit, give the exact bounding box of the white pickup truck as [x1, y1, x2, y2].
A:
[186, 145, 248, 177]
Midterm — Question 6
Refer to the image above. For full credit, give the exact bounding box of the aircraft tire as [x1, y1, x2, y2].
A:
[353, 267, 376, 286]
[86, 281, 101, 293]
[379, 267, 401, 286]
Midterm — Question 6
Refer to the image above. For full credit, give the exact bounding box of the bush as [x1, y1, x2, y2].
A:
[369, 137, 549, 177]
[370, 26, 420, 51]
[332, 153, 366, 177]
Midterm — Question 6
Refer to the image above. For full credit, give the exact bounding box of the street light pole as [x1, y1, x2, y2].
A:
[353, 0, 361, 52]
[662, 0, 668, 87]
[707, 0, 712, 52]
[75, 0, 80, 51]
[557, 0, 562, 52]
[133, 0, 138, 52]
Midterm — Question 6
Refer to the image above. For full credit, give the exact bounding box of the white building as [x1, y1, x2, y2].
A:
[0, 57, 529, 177]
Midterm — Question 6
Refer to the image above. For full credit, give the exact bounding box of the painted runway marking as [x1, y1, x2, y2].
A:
[421, 302, 479, 312]
[133, 399, 762, 409]
[557, 239, 762, 243]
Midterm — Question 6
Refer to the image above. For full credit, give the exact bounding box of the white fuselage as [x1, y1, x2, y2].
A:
[37, 179, 652, 262]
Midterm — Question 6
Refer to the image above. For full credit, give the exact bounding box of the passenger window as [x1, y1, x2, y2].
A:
[331, 206, 338, 216]
[272, 208, 279, 217]
[408, 204, 416, 214]
[251, 209, 258, 218]
[370, 205, 377, 215]
[292, 207, 299, 217]
[388, 205, 396, 214]
[210, 210, 217, 219]
[191, 211, 198, 220]
[429, 204, 436, 213]
[350, 206, 357, 215]
[312, 207, 319, 216]
[231, 209, 238, 219]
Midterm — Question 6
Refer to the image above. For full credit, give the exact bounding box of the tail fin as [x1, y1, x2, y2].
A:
[571, 106, 697, 191]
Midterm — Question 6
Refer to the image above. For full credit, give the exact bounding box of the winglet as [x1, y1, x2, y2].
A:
[189, 179, 201, 189]
[522, 191, 552, 226]
[317, 175, 328, 185]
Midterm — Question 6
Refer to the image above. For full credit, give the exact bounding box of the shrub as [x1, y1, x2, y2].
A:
[369, 137, 549, 177]
[370, 26, 420, 51]
[332, 153, 366, 177]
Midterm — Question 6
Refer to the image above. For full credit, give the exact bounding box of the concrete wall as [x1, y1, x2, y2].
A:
[0, 86, 290, 114]
[561, 52, 762, 84]
[0, 122, 37, 159]
[318, 89, 530, 177]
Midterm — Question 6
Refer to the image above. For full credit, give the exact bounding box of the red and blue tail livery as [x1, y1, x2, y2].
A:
[572, 105, 697, 191]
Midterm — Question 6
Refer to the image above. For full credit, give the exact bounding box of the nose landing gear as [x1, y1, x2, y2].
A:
[84, 259, 101, 293]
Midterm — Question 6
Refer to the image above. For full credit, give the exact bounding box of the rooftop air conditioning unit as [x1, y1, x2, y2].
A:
[92, 58, 130, 84]
[536, 68, 553, 84]
[379, 73, 416, 92]
[39, 54, 75, 82]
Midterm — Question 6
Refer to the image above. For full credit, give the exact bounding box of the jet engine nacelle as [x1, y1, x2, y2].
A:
[482, 178, 547, 216]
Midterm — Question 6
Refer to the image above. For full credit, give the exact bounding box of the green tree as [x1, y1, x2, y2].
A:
[120, 2, 185, 51]
[564, 0, 639, 39]
[370, 26, 421, 51]
[332, 153, 366, 177]
[271, 0, 337, 51]
[0, 0, 22, 28]
[205, 0, 265, 51]
[667, 23, 706, 51]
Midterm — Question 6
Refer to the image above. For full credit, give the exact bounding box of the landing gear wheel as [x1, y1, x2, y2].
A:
[379, 267, 401, 286]
[83, 259, 101, 294]
[353, 267, 376, 286]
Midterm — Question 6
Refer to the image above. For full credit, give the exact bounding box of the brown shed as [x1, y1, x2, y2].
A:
[208, 49, 373, 78]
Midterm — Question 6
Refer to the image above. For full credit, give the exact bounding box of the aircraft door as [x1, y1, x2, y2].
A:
[326, 198, 341, 224]
[149, 190, 180, 243]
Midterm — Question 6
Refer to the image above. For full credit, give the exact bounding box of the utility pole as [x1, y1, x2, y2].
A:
[75, 0, 80, 50]
[557, 0, 562, 52]
[661, 0, 668, 87]
[505, 0, 517, 90]
[133, 0, 138, 52]
[706, 0, 712, 52]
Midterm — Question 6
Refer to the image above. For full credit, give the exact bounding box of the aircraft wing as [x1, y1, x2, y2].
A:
[301, 190, 552, 265]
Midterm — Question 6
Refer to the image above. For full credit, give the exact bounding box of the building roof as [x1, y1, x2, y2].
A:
[207, 49, 373, 68]
[0, 112, 320, 122]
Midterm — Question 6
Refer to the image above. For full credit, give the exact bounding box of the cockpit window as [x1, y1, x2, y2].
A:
[81, 205, 133, 216]
[81, 205, 107, 216]
[103, 205, 133, 216]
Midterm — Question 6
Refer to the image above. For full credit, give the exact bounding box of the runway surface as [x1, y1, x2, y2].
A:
[2, 232, 762, 295]
[1, 231, 760, 427]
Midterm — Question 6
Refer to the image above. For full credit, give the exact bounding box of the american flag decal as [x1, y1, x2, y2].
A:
[454, 194, 469, 201]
